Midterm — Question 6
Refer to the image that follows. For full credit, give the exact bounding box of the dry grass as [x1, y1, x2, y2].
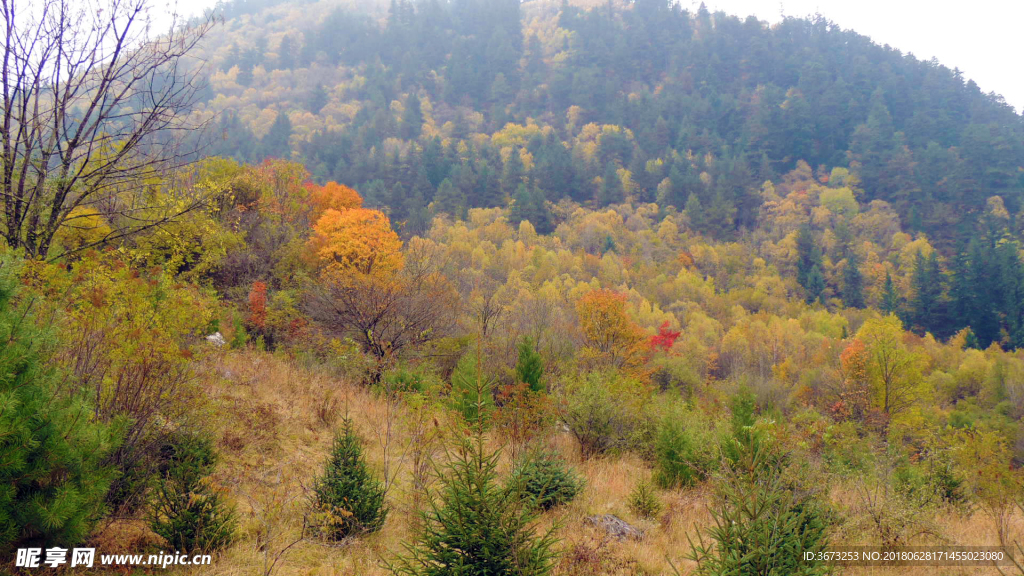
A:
[87, 350, 1022, 575]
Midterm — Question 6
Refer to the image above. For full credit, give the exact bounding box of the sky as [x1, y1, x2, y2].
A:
[153, 0, 1023, 114]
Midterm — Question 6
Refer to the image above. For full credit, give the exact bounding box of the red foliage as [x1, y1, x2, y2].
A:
[248, 281, 268, 330]
[649, 321, 681, 352]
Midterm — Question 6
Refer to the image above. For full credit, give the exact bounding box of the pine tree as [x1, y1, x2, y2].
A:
[401, 95, 424, 140]
[150, 432, 236, 554]
[685, 193, 705, 233]
[842, 252, 865, 308]
[597, 162, 624, 206]
[881, 270, 900, 317]
[450, 351, 495, 426]
[796, 225, 822, 292]
[0, 255, 121, 549]
[392, 345, 558, 576]
[260, 110, 292, 159]
[433, 178, 467, 218]
[688, 435, 829, 576]
[308, 83, 328, 114]
[804, 265, 826, 304]
[515, 337, 544, 393]
[501, 149, 525, 198]
[311, 419, 389, 540]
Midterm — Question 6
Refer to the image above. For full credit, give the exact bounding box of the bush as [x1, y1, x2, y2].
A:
[150, 432, 236, 553]
[628, 481, 663, 520]
[310, 419, 388, 539]
[391, 436, 559, 576]
[560, 370, 653, 459]
[0, 255, 122, 549]
[508, 452, 585, 511]
[654, 407, 719, 489]
[688, 431, 831, 576]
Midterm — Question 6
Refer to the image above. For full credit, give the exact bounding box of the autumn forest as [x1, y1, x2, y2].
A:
[2, 0, 1024, 574]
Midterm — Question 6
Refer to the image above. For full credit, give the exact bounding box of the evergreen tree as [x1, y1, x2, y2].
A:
[501, 150, 525, 199]
[0, 255, 121, 549]
[401, 95, 424, 140]
[433, 178, 467, 218]
[685, 193, 705, 233]
[450, 351, 495, 426]
[508, 183, 553, 235]
[515, 336, 544, 393]
[308, 83, 328, 114]
[909, 250, 946, 336]
[260, 110, 293, 159]
[881, 271, 901, 317]
[842, 252, 865, 308]
[392, 356, 557, 576]
[311, 419, 389, 539]
[796, 225, 824, 300]
[150, 432, 236, 554]
[804, 265, 826, 304]
[597, 162, 624, 206]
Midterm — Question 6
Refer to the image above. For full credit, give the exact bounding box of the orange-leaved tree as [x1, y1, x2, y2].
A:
[308, 208, 404, 276]
[576, 289, 649, 374]
[307, 181, 363, 220]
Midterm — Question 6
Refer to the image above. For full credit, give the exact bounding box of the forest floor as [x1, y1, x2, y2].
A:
[91, 351, 1022, 576]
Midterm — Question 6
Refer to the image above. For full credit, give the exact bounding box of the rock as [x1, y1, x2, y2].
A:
[206, 332, 227, 347]
[584, 514, 643, 540]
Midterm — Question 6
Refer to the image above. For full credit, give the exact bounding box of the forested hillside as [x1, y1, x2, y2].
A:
[195, 0, 1023, 240]
[3, 0, 1024, 574]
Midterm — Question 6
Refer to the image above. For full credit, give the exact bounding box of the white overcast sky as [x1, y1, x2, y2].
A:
[154, 0, 1023, 114]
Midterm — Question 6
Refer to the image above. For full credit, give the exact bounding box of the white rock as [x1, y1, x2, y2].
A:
[206, 332, 227, 347]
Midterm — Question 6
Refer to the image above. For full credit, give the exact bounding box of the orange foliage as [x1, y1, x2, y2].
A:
[309, 208, 403, 276]
[248, 281, 268, 330]
[576, 289, 649, 374]
[307, 181, 363, 219]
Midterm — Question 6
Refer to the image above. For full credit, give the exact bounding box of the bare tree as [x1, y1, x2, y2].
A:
[1, 0, 215, 259]
[306, 240, 460, 380]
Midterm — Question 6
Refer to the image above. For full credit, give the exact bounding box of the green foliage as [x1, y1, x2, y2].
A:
[310, 419, 389, 539]
[231, 314, 250, 349]
[450, 351, 495, 426]
[654, 407, 719, 489]
[380, 365, 442, 395]
[507, 452, 584, 511]
[515, 337, 545, 393]
[391, 436, 559, 576]
[150, 432, 236, 554]
[687, 434, 831, 576]
[722, 389, 761, 465]
[628, 480, 663, 520]
[559, 370, 653, 459]
[0, 255, 122, 549]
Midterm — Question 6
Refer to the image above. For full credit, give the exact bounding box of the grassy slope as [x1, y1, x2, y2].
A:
[93, 351, 1019, 575]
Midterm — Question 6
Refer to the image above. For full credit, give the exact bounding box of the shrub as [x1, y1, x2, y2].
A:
[0, 255, 121, 549]
[628, 481, 663, 520]
[559, 370, 653, 459]
[310, 419, 388, 539]
[688, 431, 830, 576]
[508, 452, 585, 511]
[654, 407, 719, 489]
[150, 432, 236, 553]
[391, 436, 559, 576]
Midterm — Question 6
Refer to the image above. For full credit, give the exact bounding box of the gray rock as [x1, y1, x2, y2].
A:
[206, 332, 227, 347]
[584, 514, 644, 540]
